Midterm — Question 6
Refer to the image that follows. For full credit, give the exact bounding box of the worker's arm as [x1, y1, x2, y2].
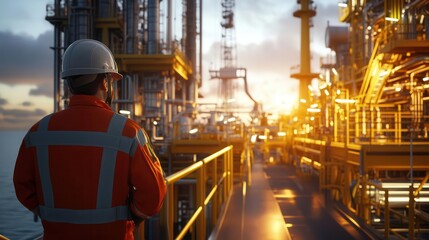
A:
[13, 135, 39, 213]
[129, 129, 166, 220]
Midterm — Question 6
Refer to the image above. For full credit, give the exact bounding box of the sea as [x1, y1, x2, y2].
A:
[0, 131, 43, 240]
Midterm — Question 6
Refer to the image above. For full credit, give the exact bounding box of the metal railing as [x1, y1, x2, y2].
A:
[348, 105, 429, 144]
[358, 176, 429, 240]
[160, 146, 234, 240]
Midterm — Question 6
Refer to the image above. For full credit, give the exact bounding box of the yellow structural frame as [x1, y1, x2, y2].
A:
[115, 52, 193, 80]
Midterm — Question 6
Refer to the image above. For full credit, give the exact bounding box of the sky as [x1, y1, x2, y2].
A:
[0, 0, 344, 130]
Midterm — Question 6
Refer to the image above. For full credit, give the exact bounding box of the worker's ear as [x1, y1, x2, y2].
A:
[101, 78, 108, 91]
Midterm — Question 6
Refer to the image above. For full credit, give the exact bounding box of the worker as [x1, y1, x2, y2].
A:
[13, 39, 166, 240]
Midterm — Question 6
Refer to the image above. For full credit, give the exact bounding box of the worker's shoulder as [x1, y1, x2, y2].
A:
[27, 113, 55, 132]
[115, 113, 146, 137]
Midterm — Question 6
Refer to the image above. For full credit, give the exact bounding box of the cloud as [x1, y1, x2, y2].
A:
[0, 107, 46, 118]
[0, 30, 53, 89]
[22, 101, 32, 107]
[0, 107, 47, 130]
[0, 98, 7, 105]
[29, 83, 52, 97]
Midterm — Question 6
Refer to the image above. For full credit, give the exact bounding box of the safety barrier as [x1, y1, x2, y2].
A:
[359, 176, 429, 240]
[160, 145, 234, 240]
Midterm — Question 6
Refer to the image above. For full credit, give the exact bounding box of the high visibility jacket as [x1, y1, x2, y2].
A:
[13, 95, 166, 240]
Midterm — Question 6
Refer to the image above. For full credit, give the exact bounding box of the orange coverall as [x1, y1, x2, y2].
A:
[13, 95, 166, 240]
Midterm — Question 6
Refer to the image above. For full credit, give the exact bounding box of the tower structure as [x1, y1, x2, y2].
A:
[290, 0, 319, 110]
[209, 0, 259, 114]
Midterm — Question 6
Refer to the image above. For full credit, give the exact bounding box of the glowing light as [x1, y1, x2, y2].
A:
[119, 109, 131, 115]
[228, 117, 236, 122]
[385, 17, 399, 22]
[331, 68, 338, 76]
[250, 134, 258, 143]
[258, 135, 267, 140]
[277, 132, 286, 137]
[242, 181, 247, 196]
[338, 3, 347, 8]
[300, 99, 307, 103]
[153, 120, 158, 126]
[307, 108, 321, 113]
[189, 128, 198, 134]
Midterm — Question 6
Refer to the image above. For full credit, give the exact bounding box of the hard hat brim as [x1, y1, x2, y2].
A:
[111, 72, 123, 81]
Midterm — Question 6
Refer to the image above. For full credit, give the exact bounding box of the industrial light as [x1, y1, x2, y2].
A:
[250, 134, 258, 143]
[189, 128, 198, 134]
[277, 132, 286, 137]
[423, 73, 429, 81]
[153, 120, 158, 126]
[119, 109, 131, 115]
[385, 17, 399, 22]
[337, 2, 347, 8]
[228, 117, 236, 122]
[307, 108, 321, 113]
[331, 68, 338, 76]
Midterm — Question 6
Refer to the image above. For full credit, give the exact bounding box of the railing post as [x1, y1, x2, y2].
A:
[398, 105, 402, 143]
[384, 189, 390, 239]
[167, 184, 174, 240]
[228, 146, 234, 190]
[212, 157, 218, 228]
[196, 164, 206, 239]
[409, 185, 415, 240]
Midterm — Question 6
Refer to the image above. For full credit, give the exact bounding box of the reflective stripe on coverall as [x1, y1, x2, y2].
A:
[25, 113, 132, 224]
[14, 95, 166, 240]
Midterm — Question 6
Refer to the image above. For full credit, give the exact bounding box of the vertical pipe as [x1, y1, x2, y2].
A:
[53, 0, 62, 112]
[384, 189, 390, 240]
[147, 0, 159, 54]
[186, 0, 197, 104]
[98, 0, 113, 18]
[199, 0, 203, 88]
[69, 0, 92, 43]
[166, 0, 172, 53]
[125, 0, 138, 54]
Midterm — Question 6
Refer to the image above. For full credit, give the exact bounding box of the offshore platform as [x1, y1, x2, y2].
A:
[43, 0, 429, 239]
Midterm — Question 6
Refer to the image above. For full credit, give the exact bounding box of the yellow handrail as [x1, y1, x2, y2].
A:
[160, 145, 234, 240]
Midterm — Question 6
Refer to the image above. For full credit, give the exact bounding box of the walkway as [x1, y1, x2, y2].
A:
[211, 156, 292, 240]
[212, 154, 373, 240]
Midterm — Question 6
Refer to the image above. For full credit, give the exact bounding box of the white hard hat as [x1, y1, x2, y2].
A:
[61, 39, 122, 81]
